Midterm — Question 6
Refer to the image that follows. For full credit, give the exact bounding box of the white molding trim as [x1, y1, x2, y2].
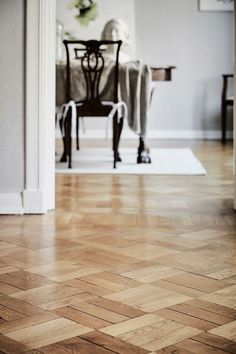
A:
[0, 194, 24, 215]
[23, 190, 44, 214]
[234, 7, 236, 210]
[56, 128, 233, 140]
[24, 0, 56, 214]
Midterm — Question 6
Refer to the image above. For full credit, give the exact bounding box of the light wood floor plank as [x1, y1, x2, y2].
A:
[5, 318, 92, 350]
[0, 140, 235, 352]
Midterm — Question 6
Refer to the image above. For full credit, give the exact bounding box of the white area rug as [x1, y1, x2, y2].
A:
[56, 148, 206, 175]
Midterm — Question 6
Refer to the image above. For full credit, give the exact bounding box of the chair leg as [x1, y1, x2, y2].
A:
[68, 133, 72, 170]
[76, 117, 80, 150]
[112, 117, 123, 163]
[65, 107, 72, 169]
[113, 115, 119, 169]
[59, 116, 67, 162]
[118, 117, 124, 144]
[60, 137, 67, 162]
[68, 109, 72, 169]
[116, 117, 123, 162]
[221, 103, 227, 144]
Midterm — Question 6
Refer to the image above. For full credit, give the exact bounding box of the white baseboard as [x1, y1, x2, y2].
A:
[146, 130, 233, 140]
[56, 128, 233, 140]
[0, 193, 24, 214]
[23, 190, 45, 214]
[0, 190, 48, 215]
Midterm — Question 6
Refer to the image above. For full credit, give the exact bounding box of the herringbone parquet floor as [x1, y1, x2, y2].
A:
[0, 140, 236, 353]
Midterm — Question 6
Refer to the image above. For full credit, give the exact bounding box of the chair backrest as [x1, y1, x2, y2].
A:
[63, 40, 122, 113]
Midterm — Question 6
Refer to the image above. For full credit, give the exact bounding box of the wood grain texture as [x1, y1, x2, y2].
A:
[0, 140, 235, 352]
[80, 331, 149, 353]
[39, 336, 117, 354]
[53, 306, 112, 329]
[176, 338, 234, 353]
[192, 332, 236, 353]
[209, 320, 236, 341]
[5, 318, 91, 350]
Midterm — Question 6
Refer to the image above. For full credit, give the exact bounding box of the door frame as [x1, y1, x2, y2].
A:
[24, 0, 236, 212]
[24, 0, 56, 213]
[234, 7, 236, 209]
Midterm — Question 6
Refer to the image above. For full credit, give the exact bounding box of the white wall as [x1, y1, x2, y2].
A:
[135, 0, 234, 136]
[0, 0, 25, 193]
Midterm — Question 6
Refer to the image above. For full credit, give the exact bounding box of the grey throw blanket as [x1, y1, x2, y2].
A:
[119, 61, 151, 138]
[56, 60, 151, 138]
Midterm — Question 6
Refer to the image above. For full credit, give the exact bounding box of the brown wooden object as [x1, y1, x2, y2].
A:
[151, 66, 176, 81]
[61, 39, 123, 168]
[221, 74, 234, 144]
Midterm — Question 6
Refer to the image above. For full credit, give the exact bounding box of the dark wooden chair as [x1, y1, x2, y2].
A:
[221, 74, 234, 144]
[61, 39, 126, 168]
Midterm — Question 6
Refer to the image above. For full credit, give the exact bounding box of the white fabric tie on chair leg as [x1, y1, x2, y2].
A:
[64, 101, 86, 134]
[104, 101, 128, 139]
[61, 100, 77, 137]
[55, 106, 63, 129]
[61, 100, 127, 140]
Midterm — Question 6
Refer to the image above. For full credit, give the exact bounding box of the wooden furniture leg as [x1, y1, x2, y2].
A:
[59, 114, 67, 162]
[117, 117, 123, 162]
[76, 117, 80, 150]
[221, 102, 227, 144]
[63, 106, 72, 168]
[221, 74, 234, 144]
[137, 136, 151, 164]
[113, 114, 119, 169]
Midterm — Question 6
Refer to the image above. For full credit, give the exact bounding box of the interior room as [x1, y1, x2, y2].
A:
[55, 0, 234, 174]
[0, 0, 236, 352]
